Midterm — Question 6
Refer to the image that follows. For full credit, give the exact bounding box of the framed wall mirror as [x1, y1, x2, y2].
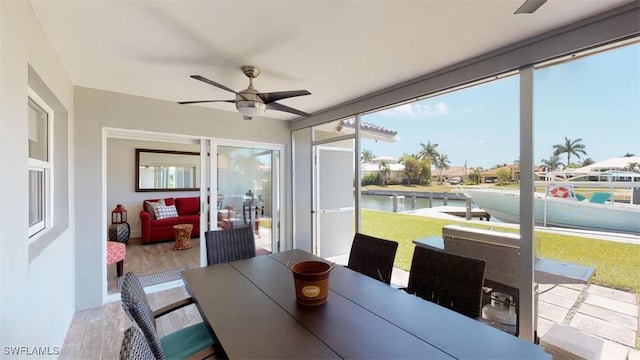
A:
[135, 149, 201, 192]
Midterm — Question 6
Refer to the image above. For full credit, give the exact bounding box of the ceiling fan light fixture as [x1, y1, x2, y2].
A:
[181, 66, 311, 119]
[236, 101, 266, 117]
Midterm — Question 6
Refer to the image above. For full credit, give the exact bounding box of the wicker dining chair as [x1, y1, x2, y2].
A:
[347, 233, 399, 284]
[120, 272, 216, 360]
[120, 326, 156, 360]
[406, 246, 486, 318]
[205, 225, 256, 266]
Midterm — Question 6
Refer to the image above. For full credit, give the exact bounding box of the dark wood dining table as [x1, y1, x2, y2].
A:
[182, 249, 550, 359]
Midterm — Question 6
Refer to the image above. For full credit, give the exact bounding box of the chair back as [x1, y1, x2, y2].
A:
[120, 272, 166, 360]
[347, 233, 398, 284]
[205, 225, 256, 265]
[120, 326, 156, 360]
[407, 246, 486, 318]
[589, 192, 611, 204]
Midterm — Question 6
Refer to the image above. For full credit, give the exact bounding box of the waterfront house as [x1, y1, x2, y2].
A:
[2, 0, 637, 352]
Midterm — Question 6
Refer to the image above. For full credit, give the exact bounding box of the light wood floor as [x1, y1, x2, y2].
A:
[107, 237, 201, 294]
[107, 225, 272, 294]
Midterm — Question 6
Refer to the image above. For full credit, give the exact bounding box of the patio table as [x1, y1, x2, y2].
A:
[182, 249, 550, 359]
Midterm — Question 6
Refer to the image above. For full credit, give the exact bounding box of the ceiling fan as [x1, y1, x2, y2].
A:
[514, 0, 547, 14]
[178, 65, 311, 120]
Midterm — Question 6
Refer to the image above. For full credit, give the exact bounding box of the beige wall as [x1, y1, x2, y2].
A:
[75, 87, 291, 309]
[1, 0, 75, 352]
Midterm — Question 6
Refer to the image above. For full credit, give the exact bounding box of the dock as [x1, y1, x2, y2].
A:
[432, 205, 490, 220]
[404, 206, 490, 221]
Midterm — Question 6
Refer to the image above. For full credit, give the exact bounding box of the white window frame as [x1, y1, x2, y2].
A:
[28, 90, 54, 240]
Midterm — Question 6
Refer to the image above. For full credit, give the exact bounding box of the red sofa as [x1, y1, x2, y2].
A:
[140, 197, 200, 244]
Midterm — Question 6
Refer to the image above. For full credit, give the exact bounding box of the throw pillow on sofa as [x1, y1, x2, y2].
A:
[155, 205, 179, 219]
[144, 199, 165, 219]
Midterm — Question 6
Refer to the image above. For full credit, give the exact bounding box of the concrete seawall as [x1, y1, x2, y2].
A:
[361, 189, 467, 208]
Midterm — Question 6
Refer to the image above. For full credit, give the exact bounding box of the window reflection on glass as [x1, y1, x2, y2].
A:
[136, 149, 200, 191]
[28, 169, 45, 231]
[139, 165, 196, 189]
[217, 145, 277, 253]
[28, 98, 48, 162]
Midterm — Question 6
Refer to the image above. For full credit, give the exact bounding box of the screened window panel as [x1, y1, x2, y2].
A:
[28, 98, 48, 162]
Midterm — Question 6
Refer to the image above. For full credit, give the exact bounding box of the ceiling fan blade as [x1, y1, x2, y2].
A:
[266, 102, 310, 117]
[177, 100, 236, 105]
[190, 75, 237, 94]
[258, 90, 311, 104]
[514, 0, 547, 14]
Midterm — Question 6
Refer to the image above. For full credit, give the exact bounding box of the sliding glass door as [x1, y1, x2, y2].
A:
[215, 145, 281, 254]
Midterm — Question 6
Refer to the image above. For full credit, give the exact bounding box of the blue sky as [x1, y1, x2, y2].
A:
[362, 43, 640, 169]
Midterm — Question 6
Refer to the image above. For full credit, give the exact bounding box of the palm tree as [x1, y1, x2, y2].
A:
[469, 167, 482, 184]
[378, 160, 390, 185]
[399, 153, 412, 164]
[361, 149, 374, 163]
[581, 158, 595, 167]
[540, 155, 561, 171]
[418, 141, 439, 163]
[464, 159, 468, 180]
[552, 137, 587, 167]
[625, 162, 640, 172]
[436, 153, 450, 184]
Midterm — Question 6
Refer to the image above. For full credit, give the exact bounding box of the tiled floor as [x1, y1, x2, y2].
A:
[537, 282, 640, 359]
[60, 287, 200, 359]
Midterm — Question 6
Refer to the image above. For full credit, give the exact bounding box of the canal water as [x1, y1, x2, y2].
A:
[360, 194, 470, 212]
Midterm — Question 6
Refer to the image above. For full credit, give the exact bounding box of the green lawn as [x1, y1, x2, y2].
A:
[361, 209, 640, 294]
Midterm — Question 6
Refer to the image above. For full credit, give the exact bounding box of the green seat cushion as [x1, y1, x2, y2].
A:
[589, 192, 611, 204]
[574, 193, 586, 201]
[160, 322, 215, 360]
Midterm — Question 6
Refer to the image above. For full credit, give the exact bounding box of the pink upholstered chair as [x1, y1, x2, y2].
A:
[107, 241, 126, 277]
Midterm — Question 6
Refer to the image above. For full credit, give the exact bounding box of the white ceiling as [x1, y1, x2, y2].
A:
[30, 0, 631, 121]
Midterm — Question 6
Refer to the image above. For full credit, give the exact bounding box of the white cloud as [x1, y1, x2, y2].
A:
[382, 101, 450, 118]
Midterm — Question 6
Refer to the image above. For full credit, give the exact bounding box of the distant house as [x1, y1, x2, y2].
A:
[363, 162, 472, 183]
[570, 156, 640, 173]
[480, 165, 519, 183]
[432, 166, 467, 182]
[481, 164, 544, 183]
[362, 156, 404, 179]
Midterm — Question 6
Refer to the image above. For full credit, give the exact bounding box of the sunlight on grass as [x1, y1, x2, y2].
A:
[361, 209, 640, 293]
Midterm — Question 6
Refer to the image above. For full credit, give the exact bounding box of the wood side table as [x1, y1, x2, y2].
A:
[173, 224, 193, 250]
